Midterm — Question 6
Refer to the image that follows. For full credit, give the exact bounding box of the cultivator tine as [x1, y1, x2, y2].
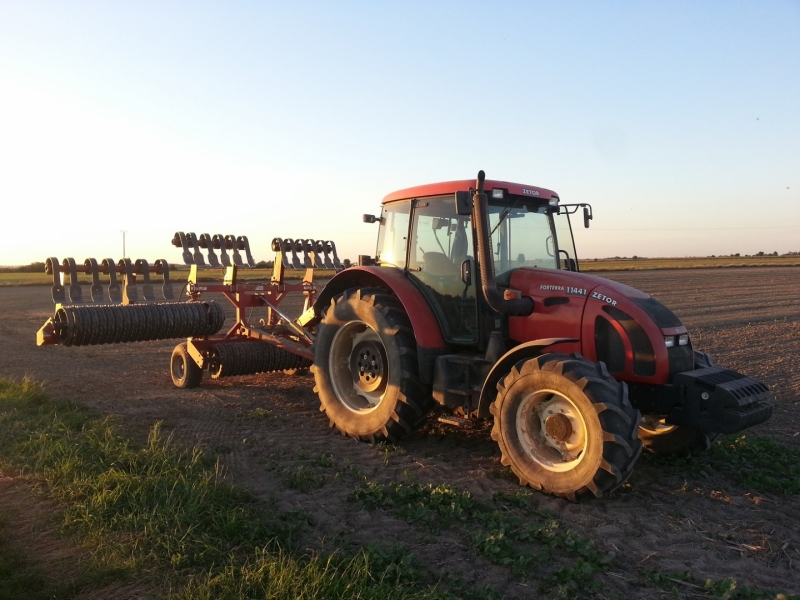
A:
[84, 258, 104, 303]
[311, 240, 325, 268]
[199, 234, 220, 267]
[319, 242, 334, 269]
[186, 233, 206, 266]
[328, 241, 343, 270]
[62, 258, 84, 303]
[135, 259, 155, 301]
[118, 258, 139, 303]
[238, 236, 256, 268]
[46, 257, 66, 304]
[271, 238, 292, 269]
[300, 240, 314, 268]
[301, 239, 324, 268]
[224, 235, 240, 266]
[212, 234, 230, 267]
[155, 259, 174, 300]
[172, 232, 194, 265]
[288, 239, 304, 269]
[103, 258, 122, 303]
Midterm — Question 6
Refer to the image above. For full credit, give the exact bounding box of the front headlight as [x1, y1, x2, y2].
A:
[664, 336, 675, 348]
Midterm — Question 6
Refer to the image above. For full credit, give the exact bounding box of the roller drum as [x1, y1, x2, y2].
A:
[210, 342, 311, 379]
[52, 301, 226, 346]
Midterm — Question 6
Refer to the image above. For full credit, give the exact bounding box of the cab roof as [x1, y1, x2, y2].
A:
[381, 179, 559, 204]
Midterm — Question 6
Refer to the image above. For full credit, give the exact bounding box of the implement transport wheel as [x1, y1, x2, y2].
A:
[312, 287, 432, 443]
[490, 353, 642, 500]
[171, 342, 203, 389]
[638, 350, 719, 454]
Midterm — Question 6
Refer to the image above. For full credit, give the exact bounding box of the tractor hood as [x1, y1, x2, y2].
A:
[507, 268, 693, 385]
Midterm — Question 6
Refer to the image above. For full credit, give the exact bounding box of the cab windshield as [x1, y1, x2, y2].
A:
[488, 201, 559, 276]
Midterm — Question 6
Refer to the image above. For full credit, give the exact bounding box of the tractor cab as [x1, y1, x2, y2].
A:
[370, 180, 590, 345]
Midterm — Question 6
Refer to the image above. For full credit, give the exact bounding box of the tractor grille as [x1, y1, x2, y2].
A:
[667, 345, 694, 380]
[601, 306, 656, 377]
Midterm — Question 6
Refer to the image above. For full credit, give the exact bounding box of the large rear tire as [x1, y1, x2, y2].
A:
[312, 288, 432, 443]
[490, 353, 642, 500]
[638, 349, 719, 454]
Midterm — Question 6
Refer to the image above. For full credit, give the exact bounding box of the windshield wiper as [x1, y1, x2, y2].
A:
[490, 199, 520, 237]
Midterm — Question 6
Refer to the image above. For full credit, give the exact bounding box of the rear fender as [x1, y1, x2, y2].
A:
[312, 266, 448, 383]
[476, 338, 579, 418]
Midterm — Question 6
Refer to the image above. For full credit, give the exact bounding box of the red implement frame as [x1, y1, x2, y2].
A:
[183, 259, 317, 365]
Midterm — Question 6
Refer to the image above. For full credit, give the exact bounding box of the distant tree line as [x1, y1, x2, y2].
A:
[0, 262, 46, 273]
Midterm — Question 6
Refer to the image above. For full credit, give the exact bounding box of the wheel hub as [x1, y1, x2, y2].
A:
[328, 320, 389, 412]
[515, 391, 588, 472]
[544, 413, 573, 442]
[351, 340, 386, 393]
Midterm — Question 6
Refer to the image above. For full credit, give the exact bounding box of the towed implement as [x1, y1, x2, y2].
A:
[36, 172, 774, 500]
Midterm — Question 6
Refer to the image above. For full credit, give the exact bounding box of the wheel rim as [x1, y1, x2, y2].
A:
[515, 389, 588, 472]
[329, 320, 388, 413]
[639, 415, 677, 435]
[172, 354, 186, 381]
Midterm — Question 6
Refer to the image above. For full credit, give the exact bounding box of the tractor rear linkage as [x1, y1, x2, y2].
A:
[36, 232, 344, 385]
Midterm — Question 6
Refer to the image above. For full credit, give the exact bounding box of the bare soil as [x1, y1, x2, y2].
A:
[1, 267, 798, 598]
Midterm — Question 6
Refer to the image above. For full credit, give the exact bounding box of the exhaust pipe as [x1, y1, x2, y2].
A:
[472, 170, 534, 317]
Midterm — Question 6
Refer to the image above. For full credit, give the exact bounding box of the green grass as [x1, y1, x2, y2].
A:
[354, 479, 611, 597]
[353, 476, 797, 599]
[642, 434, 800, 496]
[0, 378, 454, 599]
[0, 518, 55, 600]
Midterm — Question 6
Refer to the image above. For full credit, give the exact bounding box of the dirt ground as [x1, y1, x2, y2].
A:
[1, 267, 798, 598]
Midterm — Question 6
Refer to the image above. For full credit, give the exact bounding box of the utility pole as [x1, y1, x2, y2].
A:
[121, 230, 127, 258]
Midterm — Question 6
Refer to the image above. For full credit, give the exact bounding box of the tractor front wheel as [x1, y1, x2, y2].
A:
[312, 288, 432, 443]
[491, 353, 642, 500]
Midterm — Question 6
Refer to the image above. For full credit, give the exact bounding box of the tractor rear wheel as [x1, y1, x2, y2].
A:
[638, 350, 720, 454]
[171, 342, 203, 388]
[491, 353, 642, 500]
[312, 288, 432, 443]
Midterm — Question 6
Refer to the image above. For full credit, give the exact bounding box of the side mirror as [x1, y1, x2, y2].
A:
[455, 191, 472, 216]
[362, 214, 380, 224]
[460, 259, 472, 286]
[583, 206, 592, 228]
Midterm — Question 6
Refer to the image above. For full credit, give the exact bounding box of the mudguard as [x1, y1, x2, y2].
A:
[476, 338, 578, 418]
[312, 266, 449, 383]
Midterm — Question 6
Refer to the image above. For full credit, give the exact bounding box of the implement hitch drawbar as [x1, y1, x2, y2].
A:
[37, 232, 344, 386]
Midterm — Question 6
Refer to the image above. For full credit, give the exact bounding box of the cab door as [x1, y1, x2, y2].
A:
[407, 196, 479, 344]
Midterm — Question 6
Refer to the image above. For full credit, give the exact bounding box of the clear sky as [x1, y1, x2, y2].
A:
[1, 1, 798, 266]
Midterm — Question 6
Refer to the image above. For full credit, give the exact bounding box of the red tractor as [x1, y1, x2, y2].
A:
[309, 171, 772, 499]
[36, 171, 773, 500]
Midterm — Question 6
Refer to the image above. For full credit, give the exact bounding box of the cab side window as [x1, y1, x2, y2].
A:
[376, 202, 411, 268]
[408, 196, 478, 344]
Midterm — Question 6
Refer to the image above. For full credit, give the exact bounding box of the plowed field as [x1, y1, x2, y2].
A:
[1, 267, 798, 597]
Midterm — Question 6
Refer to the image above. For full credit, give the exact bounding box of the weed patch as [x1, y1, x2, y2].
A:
[354, 477, 798, 599]
[642, 434, 800, 496]
[354, 478, 610, 594]
[0, 378, 451, 599]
